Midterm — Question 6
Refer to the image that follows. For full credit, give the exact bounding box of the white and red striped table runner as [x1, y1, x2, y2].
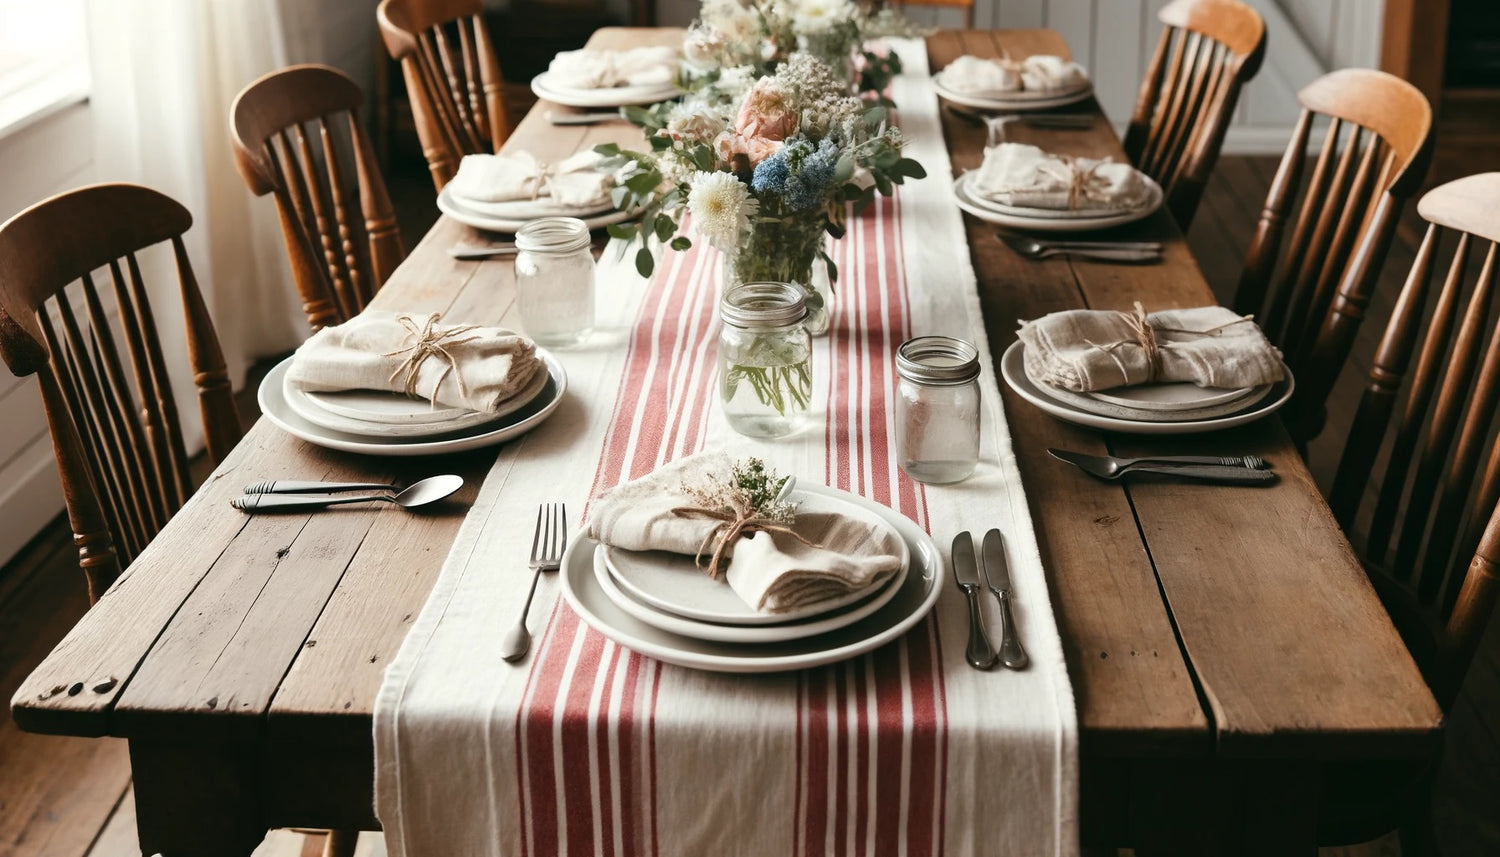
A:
[375, 39, 1077, 857]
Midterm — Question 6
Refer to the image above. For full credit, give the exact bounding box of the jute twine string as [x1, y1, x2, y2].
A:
[382, 313, 482, 404]
[1085, 302, 1254, 382]
[670, 500, 819, 580]
[1038, 155, 1113, 210]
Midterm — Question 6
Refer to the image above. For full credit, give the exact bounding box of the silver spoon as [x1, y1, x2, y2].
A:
[230, 474, 465, 512]
[449, 243, 519, 260]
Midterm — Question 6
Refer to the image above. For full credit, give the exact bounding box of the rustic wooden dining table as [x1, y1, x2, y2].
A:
[11, 27, 1442, 857]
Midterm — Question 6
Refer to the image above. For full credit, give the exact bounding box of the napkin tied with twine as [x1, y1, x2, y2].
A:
[547, 45, 678, 90]
[448, 150, 614, 209]
[973, 143, 1151, 212]
[939, 53, 1088, 96]
[1018, 303, 1285, 391]
[586, 452, 904, 613]
[285, 311, 542, 413]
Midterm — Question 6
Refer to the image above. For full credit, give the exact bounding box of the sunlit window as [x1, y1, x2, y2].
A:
[0, 0, 89, 134]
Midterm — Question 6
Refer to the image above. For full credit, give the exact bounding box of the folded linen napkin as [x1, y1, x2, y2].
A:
[285, 311, 543, 413]
[1018, 303, 1285, 391]
[972, 143, 1151, 211]
[939, 54, 1088, 96]
[547, 45, 678, 90]
[586, 452, 904, 613]
[447, 150, 613, 209]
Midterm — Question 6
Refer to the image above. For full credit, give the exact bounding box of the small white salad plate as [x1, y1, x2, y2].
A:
[530, 72, 682, 108]
[953, 171, 1163, 232]
[258, 350, 567, 456]
[931, 75, 1094, 111]
[437, 187, 632, 234]
[560, 483, 943, 674]
[1000, 341, 1294, 434]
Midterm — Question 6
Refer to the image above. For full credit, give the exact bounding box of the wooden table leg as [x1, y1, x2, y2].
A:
[129, 738, 267, 857]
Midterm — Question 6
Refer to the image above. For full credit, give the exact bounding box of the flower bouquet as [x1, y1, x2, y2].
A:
[597, 53, 926, 334]
[682, 0, 923, 103]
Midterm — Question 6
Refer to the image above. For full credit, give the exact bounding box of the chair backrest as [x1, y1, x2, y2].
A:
[1234, 69, 1433, 443]
[231, 64, 406, 333]
[377, 0, 510, 191]
[1327, 173, 1500, 707]
[1123, 0, 1265, 228]
[0, 184, 243, 600]
[893, 0, 974, 29]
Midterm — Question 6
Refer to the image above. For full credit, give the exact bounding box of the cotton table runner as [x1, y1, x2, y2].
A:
[375, 39, 1078, 857]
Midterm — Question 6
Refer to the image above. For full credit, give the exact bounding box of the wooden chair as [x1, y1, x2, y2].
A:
[1315, 173, 1500, 850]
[891, 0, 975, 29]
[0, 184, 242, 602]
[377, 0, 510, 192]
[1123, 0, 1265, 229]
[231, 63, 406, 333]
[1234, 68, 1434, 444]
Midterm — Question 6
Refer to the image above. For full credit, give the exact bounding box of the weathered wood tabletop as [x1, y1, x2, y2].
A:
[11, 27, 1442, 856]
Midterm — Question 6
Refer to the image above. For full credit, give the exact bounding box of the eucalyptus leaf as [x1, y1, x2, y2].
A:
[635, 247, 656, 278]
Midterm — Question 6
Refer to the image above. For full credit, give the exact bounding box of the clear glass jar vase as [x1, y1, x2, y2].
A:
[513, 217, 595, 347]
[895, 336, 981, 484]
[723, 205, 833, 336]
[718, 281, 814, 439]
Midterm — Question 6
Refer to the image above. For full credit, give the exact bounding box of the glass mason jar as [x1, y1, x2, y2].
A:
[723, 205, 833, 336]
[718, 281, 814, 439]
[895, 336, 981, 484]
[513, 217, 595, 347]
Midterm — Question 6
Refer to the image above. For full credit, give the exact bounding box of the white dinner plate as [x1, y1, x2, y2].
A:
[592, 546, 906, 644]
[441, 194, 617, 221]
[1022, 358, 1276, 423]
[559, 483, 943, 673]
[931, 75, 1094, 111]
[602, 490, 910, 625]
[283, 362, 551, 439]
[437, 187, 634, 234]
[1001, 341, 1295, 435]
[530, 71, 683, 108]
[257, 351, 568, 456]
[954, 171, 1163, 232]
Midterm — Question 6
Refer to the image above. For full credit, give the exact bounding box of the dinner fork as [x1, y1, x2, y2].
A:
[501, 502, 568, 662]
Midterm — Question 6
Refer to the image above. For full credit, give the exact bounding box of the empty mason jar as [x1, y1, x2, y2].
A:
[513, 217, 595, 346]
[895, 336, 981, 483]
[718, 281, 813, 439]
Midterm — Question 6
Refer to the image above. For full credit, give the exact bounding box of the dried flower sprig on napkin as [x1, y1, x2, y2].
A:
[673, 457, 814, 578]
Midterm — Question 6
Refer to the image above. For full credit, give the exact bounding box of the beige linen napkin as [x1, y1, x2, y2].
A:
[1018, 304, 1285, 391]
[547, 45, 678, 89]
[586, 452, 904, 613]
[939, 54, 1087, 96]
[285, 311, 543, 413]
[447, 150, 613, 209]
[973, 143, 1151, 211]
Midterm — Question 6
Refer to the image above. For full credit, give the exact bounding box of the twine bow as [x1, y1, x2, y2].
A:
[382, 313, 482, 405]
[670, 500, 818, 579]
[1039, 155, 1113, 210]
[526, 161, 557, 201]
[1087, 302, 1256, 383]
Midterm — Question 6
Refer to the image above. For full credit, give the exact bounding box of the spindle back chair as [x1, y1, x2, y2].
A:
[1123, 0, 1265, 228]
[231, 64, 405, 333]
[1327, 173, 1500, 711]
[377, 0, 510, 191]
[0, 184, 242, 601]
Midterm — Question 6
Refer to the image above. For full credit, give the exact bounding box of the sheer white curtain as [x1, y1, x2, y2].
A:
[85, 0, 309, 446]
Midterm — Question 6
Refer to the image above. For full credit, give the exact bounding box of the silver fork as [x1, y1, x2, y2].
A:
[501, 502, 568, 662]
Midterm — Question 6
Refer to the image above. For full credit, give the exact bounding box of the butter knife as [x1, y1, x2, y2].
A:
[981, 529, 1029, 670]
[952, 532, 997, 670]
[546, 110, 622, 125]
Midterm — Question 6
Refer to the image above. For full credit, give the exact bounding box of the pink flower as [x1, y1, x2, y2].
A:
[734, 79, 798, 141]
[716, 131, 785, 167]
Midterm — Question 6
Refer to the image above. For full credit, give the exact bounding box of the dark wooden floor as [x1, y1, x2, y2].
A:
[2, 157, 1497, 856]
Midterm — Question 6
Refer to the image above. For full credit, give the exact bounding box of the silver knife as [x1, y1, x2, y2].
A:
[1048, 450, 1278, 484]
[951, 532, 997, 670]
[980, 529, 1029, 670]
[546, 110, 623, 126]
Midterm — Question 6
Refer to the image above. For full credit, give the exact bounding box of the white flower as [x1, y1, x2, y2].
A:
[684, 23, 728, 65]
[688, 171, 757, 252]
[790, 0, 850, 34]
[668, 103, 728, 144]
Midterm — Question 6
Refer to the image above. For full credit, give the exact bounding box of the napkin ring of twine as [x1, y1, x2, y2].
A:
[1087, 302, 1254, 382]
[670, 501, 819, 580]
[1040, 155, 1113, 210]
[382, 313, 482, 404]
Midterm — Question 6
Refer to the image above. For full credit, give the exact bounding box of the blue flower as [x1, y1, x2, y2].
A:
[751, 151, 792, 196]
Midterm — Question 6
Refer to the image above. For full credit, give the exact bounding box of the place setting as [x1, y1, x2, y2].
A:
[554, 453, 944, 672]
[258, 310, 567, 456]
[437, 148, 633, 234]
[955, 141, 1164, 233]
[1000, 302, 1295, 437]
[933, 52, 1094, 111]
[530, 44, 683, 108]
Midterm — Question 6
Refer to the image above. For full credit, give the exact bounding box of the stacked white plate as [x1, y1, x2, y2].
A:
[560, 484, 945, 672]
[999, 340, 1295, 435]
[437, 187, 633, 234]
[953, 170, 1164, 232]
[932, 73, 1094, 112]
[530, 71, 682, 108]
[257, 350, 568, 456]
